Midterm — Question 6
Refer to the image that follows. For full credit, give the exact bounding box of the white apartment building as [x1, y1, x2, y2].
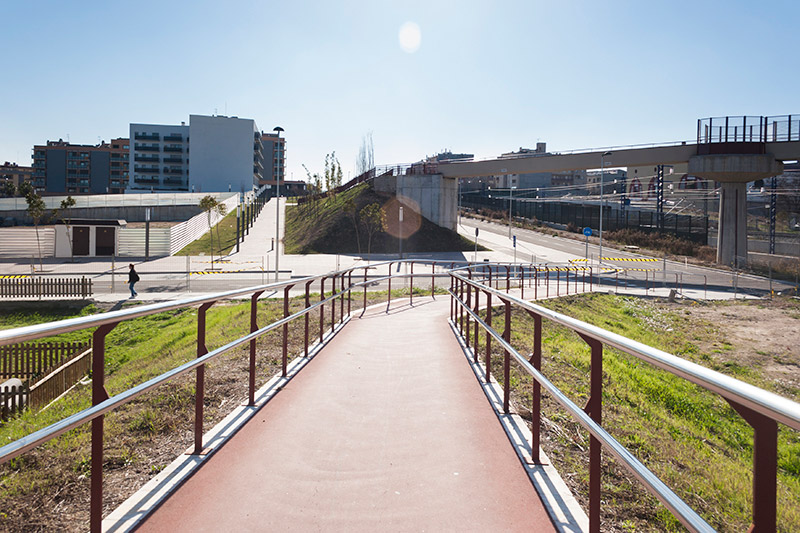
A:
[128, 114, 264, 193]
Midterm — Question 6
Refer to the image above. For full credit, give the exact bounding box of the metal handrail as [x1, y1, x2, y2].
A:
[449, 286, 714, 533]
[0, 281, 355, 464]
[452, 272, 800, 430]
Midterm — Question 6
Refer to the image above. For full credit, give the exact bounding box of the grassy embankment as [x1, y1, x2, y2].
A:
[479, 294, 800, 531]
[175, 210, 239, 257]
[285, 183, 482, 255]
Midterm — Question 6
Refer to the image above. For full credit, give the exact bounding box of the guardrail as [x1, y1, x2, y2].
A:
[449, 270, 800, 532]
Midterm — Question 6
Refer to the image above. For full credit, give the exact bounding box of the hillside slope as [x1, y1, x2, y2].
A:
[285, 183, 478, 254]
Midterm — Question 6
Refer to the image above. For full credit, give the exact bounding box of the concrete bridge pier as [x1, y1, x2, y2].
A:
[689, 154, 783, 267]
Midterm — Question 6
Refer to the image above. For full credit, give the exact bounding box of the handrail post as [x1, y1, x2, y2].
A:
[249, 291, 264, 405]
[304, 280, 313, 357]
[339, 272, 345, 324]
[520, 265, 525, 299]
[727, 400, 778, 532]
[485, 290, 492, 382]
[556, 268, 560, 297]
[472, 285, 480, 360]
[526, 310, 543, 464]
[347, 271, 352, 317]
[579, 334, 603, 533]
[194, 301, 215, 455]
[387, 262, 392, 310]
[330, 274, 336, 332]
[502, 297, 511, 414]
[283, 284, 294, 377]
[410, 262, 414, 306]
[90, 322, 118, 533]
[505, 265, 510, 292]
[320, 277, 326, 341]
[535, 268, 538, 300]
[431, 263, 435, 299]
[465, 279, 472, 349]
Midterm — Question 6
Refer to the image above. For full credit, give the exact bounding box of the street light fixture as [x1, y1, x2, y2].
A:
[273, 126, 284, 282]
[599, 151, 612, 266]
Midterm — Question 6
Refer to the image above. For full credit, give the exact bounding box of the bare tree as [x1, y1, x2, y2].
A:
[57, 196, 77, 261]
[24, 189, 47, 271]
[359, 202, 386, 260]
[356, 131, 374, 177]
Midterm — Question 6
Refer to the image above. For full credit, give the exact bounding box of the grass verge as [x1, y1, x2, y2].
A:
[175, 210, 240, 257]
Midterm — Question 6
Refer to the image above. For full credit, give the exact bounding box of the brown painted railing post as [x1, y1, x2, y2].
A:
[465, 280, 472, 349]
[472, 286, 480, 359]
[330, 274, 336, 332]
[505, 265, 510, 292]
[387, 263, 393, 310]
[502, 298, 511, 414]
[195, 302, 214, 455]
[526, 310, 543, 464]
[304, 280, 313, 357]
[431, 263, 435, 299]
[339, 273, 345, 324]
[727, 400, 778, 532]
[546, 268, 550, 298]
[283, 285, 294, 377]
[579, 334, 603, 533]
[90, 322, 118, 533]
[347, 271, 352, 317]
[450, 275, 454, 321]
[520, 265, 525, 299]
[556, 268, 561, 296]
[249, 291, 264, 405]
[410, 262, 414, 306]
[534, 268, 538, 300]
[320, 277, 327, 341]
[485, 291, 492, 382]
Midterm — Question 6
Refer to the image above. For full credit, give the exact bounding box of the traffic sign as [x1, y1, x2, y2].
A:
[512, 235, 516, 247]
[583, 227, 592, 237]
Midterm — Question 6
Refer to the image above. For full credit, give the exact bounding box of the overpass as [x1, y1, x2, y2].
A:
[438, 115, 800, 266]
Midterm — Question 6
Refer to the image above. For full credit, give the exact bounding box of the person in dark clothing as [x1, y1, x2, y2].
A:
[128, 264, 139, 298]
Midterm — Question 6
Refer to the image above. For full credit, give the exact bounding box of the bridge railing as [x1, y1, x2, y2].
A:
[0, 259, 469, 532]
[450, 270, 800, 533]
[697, 114, 800, 144]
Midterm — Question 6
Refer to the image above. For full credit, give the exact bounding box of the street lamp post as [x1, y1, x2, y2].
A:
[599, 151, 612, 266]
[398, 206, 404, 259]
[508, 185, 516, 238]
[273, 126, 284, 282]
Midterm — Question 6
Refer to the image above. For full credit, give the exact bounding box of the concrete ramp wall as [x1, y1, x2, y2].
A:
[374, 174, 457, 231]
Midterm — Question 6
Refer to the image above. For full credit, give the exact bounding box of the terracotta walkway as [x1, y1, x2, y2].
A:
[135, 298, 555, 532]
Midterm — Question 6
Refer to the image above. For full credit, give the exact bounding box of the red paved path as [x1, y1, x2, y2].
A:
[136, 298, 555, 532]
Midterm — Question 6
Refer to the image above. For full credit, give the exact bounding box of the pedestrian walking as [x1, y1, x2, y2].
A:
[128, 263, 139, 298]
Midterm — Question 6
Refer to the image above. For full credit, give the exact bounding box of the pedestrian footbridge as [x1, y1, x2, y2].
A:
[0, 261, 797, 532]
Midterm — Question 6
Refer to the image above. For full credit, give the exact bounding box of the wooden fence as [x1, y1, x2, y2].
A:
[28, 347, 92, 411]
[0, 342, 91, 420]
[0, 384, 28, 422]
[0, 277, 92, 299]
[0, 341, 90, 382]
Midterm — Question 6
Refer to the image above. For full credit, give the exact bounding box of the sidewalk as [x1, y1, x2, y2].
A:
[126, 298, 564, 532]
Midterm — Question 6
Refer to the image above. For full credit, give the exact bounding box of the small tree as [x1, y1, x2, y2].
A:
[57, 196, 77, 261]
[344, 198, 361, 254]
[25, 189, 47, 271]
[356, 131, 374, 177]
[199, 195, 226, 268]
[359, 203, 386, 260]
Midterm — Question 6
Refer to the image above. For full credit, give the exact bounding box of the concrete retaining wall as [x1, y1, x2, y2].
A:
[374, 174, 458, 230]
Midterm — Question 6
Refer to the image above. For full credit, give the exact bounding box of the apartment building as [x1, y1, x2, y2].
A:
[0, 162, 33, 191]
[259, 131, 285, 186]
[129, 114, 267, 193]
[32, 138, 129, 195]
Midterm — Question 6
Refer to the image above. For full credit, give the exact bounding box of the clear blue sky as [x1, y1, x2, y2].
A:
[1, 0, 798, 181]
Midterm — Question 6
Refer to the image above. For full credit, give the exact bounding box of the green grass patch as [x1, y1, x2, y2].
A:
[474, 293, 800, 531]
[175, 209, 240, 257]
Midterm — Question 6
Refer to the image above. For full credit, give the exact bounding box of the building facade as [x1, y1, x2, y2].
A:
[129, 114, 269, 193]
[0, 162, 33, 191]
[259, 131, 285, 187]
[32, 138, 129, 195]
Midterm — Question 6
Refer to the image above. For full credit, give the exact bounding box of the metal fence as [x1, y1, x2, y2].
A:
[462, 196, 709, 243]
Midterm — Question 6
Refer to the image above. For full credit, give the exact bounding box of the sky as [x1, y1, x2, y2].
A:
[1, 0, 798, 182]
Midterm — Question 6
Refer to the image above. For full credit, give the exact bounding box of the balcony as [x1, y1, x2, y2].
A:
[136, 145, 160, 152]
[135, 155, 159, 162]
[164, 177, 185, 184]
[134, 133, 160, 141]
[163, 167, 184, 175]
[134, 166, 160, 174]
[163, 157, 183, 164]
[134, 176, 160, 185]
[163, 145, 183, 152]
[163, 135, 183, 142]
